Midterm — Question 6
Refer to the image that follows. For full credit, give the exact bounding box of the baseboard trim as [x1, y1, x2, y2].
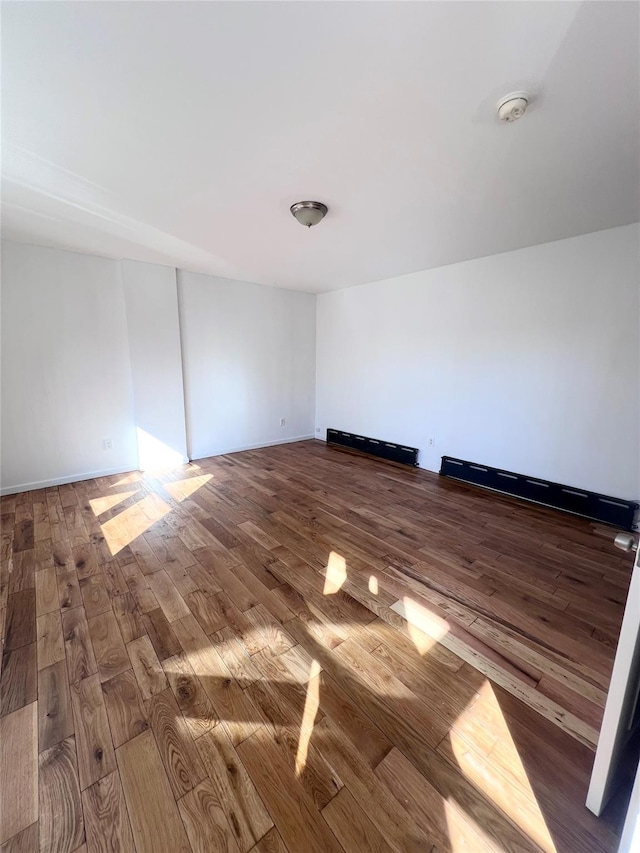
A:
[191, 434, 315, 461]
[1, 438, 315, 496]
[0, 465, 139, 496]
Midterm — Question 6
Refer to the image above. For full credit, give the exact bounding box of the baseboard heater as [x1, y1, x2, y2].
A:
[327, 428, 419, 467]
[440, 456, 637, 531]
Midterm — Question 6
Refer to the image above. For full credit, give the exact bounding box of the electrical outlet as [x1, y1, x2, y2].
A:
[279, 417, 286, 426]
[428, 437, 435, 447]
[103, 438, 114, 451]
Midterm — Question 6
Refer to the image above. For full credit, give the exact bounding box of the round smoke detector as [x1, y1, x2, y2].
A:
[497, 91, 529, 123]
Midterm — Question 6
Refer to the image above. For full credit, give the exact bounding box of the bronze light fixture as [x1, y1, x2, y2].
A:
[290, 200, 328, 228]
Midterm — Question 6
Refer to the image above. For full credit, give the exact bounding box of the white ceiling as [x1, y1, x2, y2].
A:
[2, 1, 638, 293]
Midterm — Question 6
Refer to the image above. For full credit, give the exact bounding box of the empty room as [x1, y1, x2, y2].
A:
[1, 1, 639, 852]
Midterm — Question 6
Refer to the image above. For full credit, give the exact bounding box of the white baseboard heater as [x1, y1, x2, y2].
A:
[439, 455, 637, 530]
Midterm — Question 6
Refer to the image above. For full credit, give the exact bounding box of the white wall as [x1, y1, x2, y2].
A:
[1, 242, 138, 491]
[0, 242, 317, 494]
[3, 225, 637, 498]
[121, 260, 188, 469]
[178, 271, 316, 459]
[316, 225, 640, 498]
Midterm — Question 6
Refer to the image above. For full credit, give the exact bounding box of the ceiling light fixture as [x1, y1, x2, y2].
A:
[497, 91, 529, 123]
[290, 200, 328, 228]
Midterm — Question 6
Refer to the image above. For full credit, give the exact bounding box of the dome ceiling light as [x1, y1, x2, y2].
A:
[290, 200, 328, 228]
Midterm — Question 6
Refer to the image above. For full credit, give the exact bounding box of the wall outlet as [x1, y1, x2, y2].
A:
[279, 417, 286, 426]
[103, 438, 114, 451]
[428, 437, 435, 447]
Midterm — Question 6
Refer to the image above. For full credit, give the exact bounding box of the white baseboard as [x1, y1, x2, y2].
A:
[0, 465, 140, 496]
[1, 438, 314, 496]
[191, 434, 315, 461]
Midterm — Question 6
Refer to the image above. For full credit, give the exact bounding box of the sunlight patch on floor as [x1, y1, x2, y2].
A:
[449, 680, 557, 853]
[295, 661, 321, 776]
[368, 575, 379, 595]
[442, 795, 500, 853]
[89, 490, 138, 517]
[397, 596, 448, 656]
[162, 474, 212, 503]
[100, 493, 171, 555]
[110, 472, 144, 487]
[323, 551, 347, 595]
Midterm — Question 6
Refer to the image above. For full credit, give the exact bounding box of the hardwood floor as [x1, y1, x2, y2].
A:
[0, 439, 634, 852]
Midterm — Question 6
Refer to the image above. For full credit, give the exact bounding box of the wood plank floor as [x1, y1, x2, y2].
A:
[0, 439, 634, 852]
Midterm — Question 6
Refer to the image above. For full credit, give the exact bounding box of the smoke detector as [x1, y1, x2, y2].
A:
[497, 92, 529, 123]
